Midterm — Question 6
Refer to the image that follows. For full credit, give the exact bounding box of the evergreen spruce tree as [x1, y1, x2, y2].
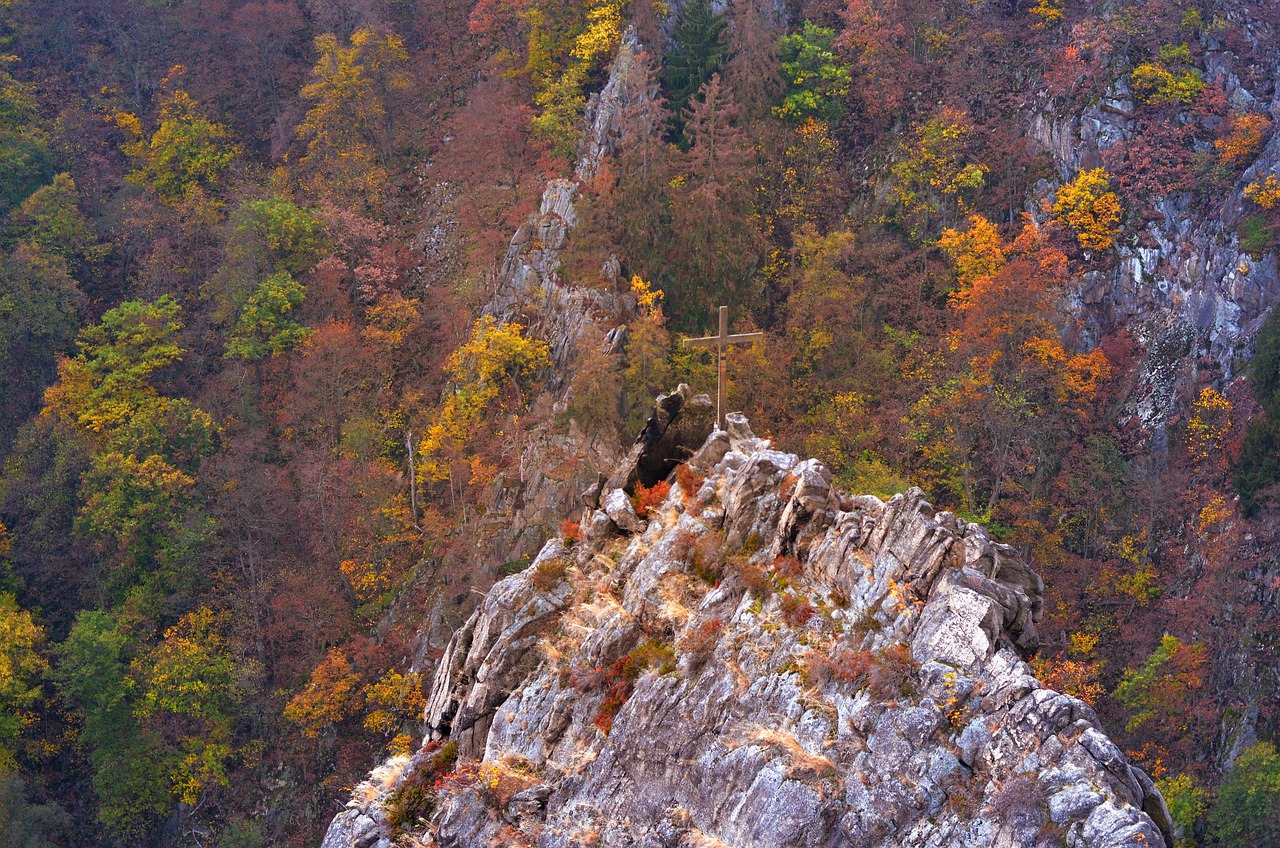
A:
[1234, 307, 1280, 514]
[662, 0, 728, 140]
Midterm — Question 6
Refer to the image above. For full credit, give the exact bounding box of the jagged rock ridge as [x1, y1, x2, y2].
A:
[322, 408, 1173, 848]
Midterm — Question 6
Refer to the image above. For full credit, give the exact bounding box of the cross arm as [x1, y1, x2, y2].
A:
[681, 332, 765, 349]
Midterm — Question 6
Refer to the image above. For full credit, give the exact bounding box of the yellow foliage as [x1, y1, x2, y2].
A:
[631, 274, 664, 314]
[1031, 656, 1104, 705]
[114, 71, 240, 202]
[1196, 495, 1232, 538]
[283, 649, 362, 737]
[1069, 631, 1099, 658]
[890, 109, 988, 240]
[570, 0, 624, 66]
[1184, 386, 1232, 463]
[1053, 167, 1122, 250]
[418, 317, 550, 485]
[361, 292, 421, 350]
[1245, 174, 1280, 210]
[361, 669, 426, 735]
[1216, 113, 1270, 166]
[938, 214, 1006, 297]
[296, 28, 412, 203]
[0, 593, 47, 770]
[1029, 0, 1063, 29]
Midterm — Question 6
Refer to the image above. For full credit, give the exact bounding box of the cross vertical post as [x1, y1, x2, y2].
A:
[681, 305, 764, 429]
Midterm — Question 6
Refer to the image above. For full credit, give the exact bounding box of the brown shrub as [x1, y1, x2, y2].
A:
[771, 555, 803, 581]
[830, 647, 877, 685]
[739, 562, 774, 598]
[531, 556, 568, 592]
[780, 593, 815, 627]
[868, 643, 918, 700]
[678, 618, 724, 666]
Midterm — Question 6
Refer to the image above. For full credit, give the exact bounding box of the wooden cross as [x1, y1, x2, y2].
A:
[681, 305, 764, 429]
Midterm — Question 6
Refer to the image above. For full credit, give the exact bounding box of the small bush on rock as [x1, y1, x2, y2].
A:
[869, 644, 918, 700]
[631, 480, 671, 518]
[384, 741, 460, 832]
[780, 593, 815, 626]
[531, 556, 569, 592]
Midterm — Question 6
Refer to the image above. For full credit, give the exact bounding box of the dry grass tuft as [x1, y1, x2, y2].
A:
[745, 726, 837, 780]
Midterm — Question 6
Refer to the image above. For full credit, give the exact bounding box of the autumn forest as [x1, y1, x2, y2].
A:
[1, 0, 1279, 845]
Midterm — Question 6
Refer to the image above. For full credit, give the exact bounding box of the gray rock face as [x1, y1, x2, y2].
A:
[482, 29, 646, 383]
[322, 417, 1171, 848]
[1025, 14, 1280, 425]
[606, 383, 716, 492]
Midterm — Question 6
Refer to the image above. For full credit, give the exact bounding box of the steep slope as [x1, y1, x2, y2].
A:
[322, 394, 1172, 848]
[1028, 15, 1280, 426]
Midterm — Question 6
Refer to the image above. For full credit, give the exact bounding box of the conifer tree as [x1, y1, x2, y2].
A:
[723, 0, 783, 120]
[662, 0, 728, 138]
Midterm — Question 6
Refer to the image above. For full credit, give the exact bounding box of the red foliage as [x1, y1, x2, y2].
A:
[592, 656, 637, 735]
[674, 463, 706, 499]
[771, 555, 804, 580]
[632, 480, 672, 518]
[678, 618, 723, 665]
[779, 593, 815, 626]
[829, 646, 877, 684]
[1102, 118, 1198, 219]
[560, 519, 582, 543]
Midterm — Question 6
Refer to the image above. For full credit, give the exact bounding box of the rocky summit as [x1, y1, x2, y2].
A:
[321, 398, 1172, 848]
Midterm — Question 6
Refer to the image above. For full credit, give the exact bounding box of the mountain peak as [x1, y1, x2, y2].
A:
[323, 399, 1172, 848]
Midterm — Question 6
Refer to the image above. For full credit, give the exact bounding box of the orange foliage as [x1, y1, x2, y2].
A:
[283, 648, 363, 738]
[560, 518, 583, 543]
[1216, 113, 1271, 167]
[631, 480, 671, 518]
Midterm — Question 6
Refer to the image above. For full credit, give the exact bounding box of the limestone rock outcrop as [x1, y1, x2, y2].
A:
[1026, 6, 1280, 426]
[322, 416, 1171, 848]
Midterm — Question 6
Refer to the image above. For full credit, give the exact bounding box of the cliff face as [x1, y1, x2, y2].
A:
[322, 405, 1172, 848]
[1028, 6, 1280, 427]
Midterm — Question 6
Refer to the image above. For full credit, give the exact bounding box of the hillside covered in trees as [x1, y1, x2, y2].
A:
[1, 0, 1280, 845]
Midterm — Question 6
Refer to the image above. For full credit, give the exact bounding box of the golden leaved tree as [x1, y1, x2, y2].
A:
[418, 317, 550, 505]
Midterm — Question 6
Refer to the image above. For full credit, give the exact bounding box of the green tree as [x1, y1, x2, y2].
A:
[531, 64, 588, 160]
[53, 611, 169, 839]
[132, 607, 241, 805]
[0, 245, 84, 449]
[115, 72, 240, 203]
[232, 197, 326, 275]
[46, 297, 184, 437]
[7, 173, 102, 270]
[75, 451, 202, 602]
[1208, 741, 1280, 848]
[0, 61, 52, 212]
[1233, 307, 1280, 513]
[774, 22, 850, 124]
[224, 271, 309, 362]
[0, 772, 70, 848]
[0, 592, 46, 771]
[662, 0, 728, 137]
